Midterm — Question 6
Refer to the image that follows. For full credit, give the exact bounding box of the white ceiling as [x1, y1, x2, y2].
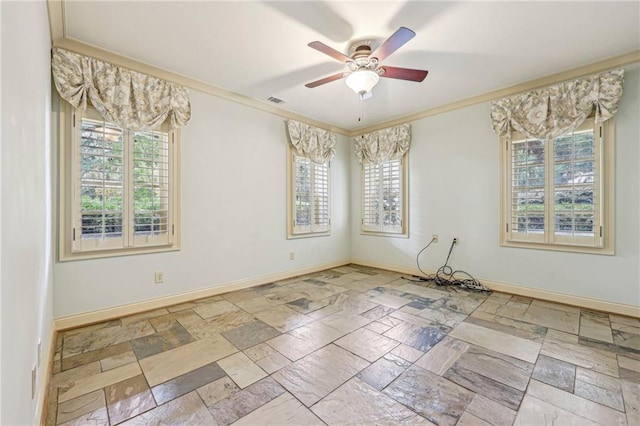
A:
[60, 1, 639, 131]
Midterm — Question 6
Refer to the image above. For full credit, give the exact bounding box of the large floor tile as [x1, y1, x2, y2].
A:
[531, 354, 576, 392]
[271, 344, 369, 406]
[266, 321, 345, 361]
[335, 327, 399, 362]
[254, 305, 315, 333]
[151, 362, 226, 405]
[105, 374, 156, 424]
[574, 367, 625, 411]
[514, 395, 601, 426]
[443, 364, 524, 410]
[313, 378, 433, 425]
[522, 303, 580, 334]
[356, 353, 412, 390]
[526, 380, 627, 426]
[244, 342, 291, 374]
[449, 322, 541, 363]
[464, 394, 516, 426]
[56, 390, 106, 425]
[540, 332, 619, 377]
[383, 322, 447, 352]
[453, 345, 534, 391]
[139, 334, 237, 387]
[221, 320, 280, 350]
[414, 336, 469, 375]
[207, 377, 285, 425]
[383, 365, 474, 426]
[119, 392, 215, 425]
[232, 393, 324, 426]
[218, 352, 267, 388]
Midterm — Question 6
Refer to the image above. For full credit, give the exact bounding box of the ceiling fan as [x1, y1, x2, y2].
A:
[305, 27, 428, 99]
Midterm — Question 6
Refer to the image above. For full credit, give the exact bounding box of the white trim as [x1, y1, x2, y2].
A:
[53, 259, 351, 330]
[351, 258, 640, 318]
[46, 0, 65, 41]
[44, 4, 638, 136]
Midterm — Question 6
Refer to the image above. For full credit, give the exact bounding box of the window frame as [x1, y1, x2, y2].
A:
[286, 146, 331, 239]
[360, 154, 409, 237]
[500, 116, 614, 254]
[59, 103, 181, 261]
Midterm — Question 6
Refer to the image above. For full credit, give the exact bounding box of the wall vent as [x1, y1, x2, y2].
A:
[266, 96, 285, 104]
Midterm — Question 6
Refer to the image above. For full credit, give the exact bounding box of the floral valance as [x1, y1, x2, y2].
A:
[286, 120, 336, 164]
[52, 48, 191, 131]
[490, 69, 624, 140]
[354, 124, 411, 164]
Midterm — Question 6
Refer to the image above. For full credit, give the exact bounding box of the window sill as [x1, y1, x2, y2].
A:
[287, 231, 331, 240]
[361, 230, 409, 239]
[500, 240, 613, 255]
[59, 245, 181, 262]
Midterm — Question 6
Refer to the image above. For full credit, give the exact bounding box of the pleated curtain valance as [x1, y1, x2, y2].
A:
[52, 48, 191, 131]
[490, 69, 624, 140]
[285, 120, 336, 165]
[354, 124, 411, 164]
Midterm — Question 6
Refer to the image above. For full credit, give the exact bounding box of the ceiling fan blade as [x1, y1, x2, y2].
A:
[380, 66, 428, 82]
[305, 72, 346, 88]
[370, 27, 416, 62]
[308, 41, 353, 63]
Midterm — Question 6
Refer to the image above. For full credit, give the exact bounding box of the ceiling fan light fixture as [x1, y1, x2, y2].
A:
[345, 70, 379, 96]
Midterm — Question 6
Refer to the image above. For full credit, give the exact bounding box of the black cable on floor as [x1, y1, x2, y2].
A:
[404, 237, 490, 292]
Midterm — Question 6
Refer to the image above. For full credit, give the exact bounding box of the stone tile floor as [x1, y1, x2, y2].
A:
[45, 264, 640, 425]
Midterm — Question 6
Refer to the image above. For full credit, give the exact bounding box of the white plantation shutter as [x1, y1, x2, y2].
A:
[506, 117, 602, 247]
[362, 158, 404, 234]
[71, 107, 177, 253]
[508, 137, 546, 243]
[292, 155, 330, 235]
[73, 111, 126, 251]
[552, 123, 601, 246]
[313, 160, 330, 230]
[132, 129, 173, 246]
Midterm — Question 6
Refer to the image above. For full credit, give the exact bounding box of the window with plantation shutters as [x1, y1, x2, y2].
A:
[502, 116, 613, 253]
[61, 106, 180, 259]
[362, 156, 407, 235]
[289, 154, 330, 237]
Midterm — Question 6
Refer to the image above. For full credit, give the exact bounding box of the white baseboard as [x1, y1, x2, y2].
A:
[351, 258, 640, 318]
[53, 256, 639, 332]
[53, 259, 351, 331]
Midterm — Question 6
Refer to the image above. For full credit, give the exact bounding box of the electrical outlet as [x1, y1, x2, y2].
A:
[155, 271, 164, 284]
[32, 365, 36, 399]
[453, 237, 459, 245]
[432, 234, 438, 243]
[289, 252, 295, 260]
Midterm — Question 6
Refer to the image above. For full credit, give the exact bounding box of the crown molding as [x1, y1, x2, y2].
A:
[350, 50, 640, 136]
[46, 1, 638, 139]
[46, 0, 65, 41]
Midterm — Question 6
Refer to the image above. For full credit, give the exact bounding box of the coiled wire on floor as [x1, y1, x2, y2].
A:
[409, 238, 490, 292]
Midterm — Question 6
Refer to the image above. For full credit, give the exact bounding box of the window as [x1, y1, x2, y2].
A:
[501, 116, 613, 253]
[60, 106, 180, 259]
[361, 156, 408, 236]
[287, 151, 330, 238]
